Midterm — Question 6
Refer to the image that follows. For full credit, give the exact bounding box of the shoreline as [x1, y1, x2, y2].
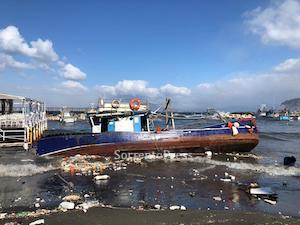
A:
[3, 207, 300, 225]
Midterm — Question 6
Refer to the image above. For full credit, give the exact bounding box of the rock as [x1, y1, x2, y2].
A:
[169, 205, 180, 210]
[62, 194, 81, 202]
[29, 219, 45, 225]
[284, 156, 296, 166]
[59, 201, 75, 210]
[213, 196, 222, 201]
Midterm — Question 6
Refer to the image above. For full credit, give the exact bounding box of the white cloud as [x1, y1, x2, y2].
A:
[95, 57, 300, 111]
[245, 0, 300, 48]
[0, 25, 87, 84]
[160, 83, 191, 96]
[61, 80, 87, 91]
[0, 26, 58, 61]
[0, 53, 34, 70]
[273, 58, 300, 73]
[62, 63, 87, 80]
[95, 80, 192, 101]
[96, 80, 159, 98]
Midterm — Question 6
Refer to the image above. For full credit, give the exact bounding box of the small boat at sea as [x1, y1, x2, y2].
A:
[37, 98, 259, 157]
[60, 110, 76, 123]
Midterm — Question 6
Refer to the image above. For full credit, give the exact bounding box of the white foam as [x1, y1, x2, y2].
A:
[0, 163, 57, 177]
[182, 157, 300, 177]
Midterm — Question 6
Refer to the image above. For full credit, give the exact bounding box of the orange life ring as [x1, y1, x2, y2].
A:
[129, 98, 141, 110]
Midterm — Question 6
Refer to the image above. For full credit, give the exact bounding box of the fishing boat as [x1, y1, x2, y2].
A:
[36, 98, 259, 157]
[60, 110, 76, 123]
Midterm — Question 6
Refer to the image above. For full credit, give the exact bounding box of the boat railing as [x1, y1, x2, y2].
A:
[0, 128, 26, 142]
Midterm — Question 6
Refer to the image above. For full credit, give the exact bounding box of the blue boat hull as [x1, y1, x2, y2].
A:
[37, 120, 259, 157]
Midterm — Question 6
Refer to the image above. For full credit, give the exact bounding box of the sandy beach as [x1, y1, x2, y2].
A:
[4, 207, 300, 225]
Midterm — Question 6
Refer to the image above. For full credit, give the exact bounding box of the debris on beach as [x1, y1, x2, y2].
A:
[154, 204, 161, 210]
[249, 187, 276, 196]
[213, 196, 222, 201]
[75, 200, 100, 213]
[29, 219, 45, 225]
[62, 194, 81, 202]
[205, 151, 212, 158]
[169, 205, 186, 210]
[59, 201, 75, 210]
[94, 174, 110, 180]
[169, 205, 180, 210]
[220, 172, 235, 182]
[263, 199, 277, 205]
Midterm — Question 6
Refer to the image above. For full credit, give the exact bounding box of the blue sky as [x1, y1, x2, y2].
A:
[1, 0, 300, 110]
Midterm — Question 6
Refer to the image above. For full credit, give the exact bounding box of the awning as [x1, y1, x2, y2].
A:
[0, 93, 25, 100]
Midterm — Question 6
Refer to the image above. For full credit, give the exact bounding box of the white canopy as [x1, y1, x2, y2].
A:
[0, 92, 26, 100]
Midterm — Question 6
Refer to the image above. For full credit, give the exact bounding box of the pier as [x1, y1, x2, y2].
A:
[0, 93, 47, 149]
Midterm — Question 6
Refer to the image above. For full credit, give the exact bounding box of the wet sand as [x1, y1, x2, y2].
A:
[8, 207, 300, 225]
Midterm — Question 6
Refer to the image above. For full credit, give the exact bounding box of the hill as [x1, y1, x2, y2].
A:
[281, 98, 300, 112]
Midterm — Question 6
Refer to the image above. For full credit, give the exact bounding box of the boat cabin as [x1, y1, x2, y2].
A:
[88, 98, 151, 133]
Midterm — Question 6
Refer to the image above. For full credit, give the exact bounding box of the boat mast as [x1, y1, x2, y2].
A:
[165, 98, 175, 129]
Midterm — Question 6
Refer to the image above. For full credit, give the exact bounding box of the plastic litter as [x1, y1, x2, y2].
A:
[264, 199, 277, 205]
[75, 200, 100, 212]
[213, 196, 222, 201]
[94, 175, 110, 180]
[169, 205, 180, 210]
[220, 172, 235, 182]
[249, 187, 276, 196]
[154, 204, 161, 210]
[59, 201, 75, 210]
[205, 151, 212, 158]
[29, 219, 45, 225]
[180, 205, 186, 210]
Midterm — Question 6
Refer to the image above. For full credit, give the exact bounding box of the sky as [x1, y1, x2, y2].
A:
[0, 0, 300, 111]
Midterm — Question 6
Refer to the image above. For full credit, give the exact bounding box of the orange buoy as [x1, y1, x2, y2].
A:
[129, 98, 141, 110]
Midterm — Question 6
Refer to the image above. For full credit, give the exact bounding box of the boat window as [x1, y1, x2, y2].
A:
[101, 118, 108, 132]
[93, 116, 101, 125]
[141, 116, 148, 131]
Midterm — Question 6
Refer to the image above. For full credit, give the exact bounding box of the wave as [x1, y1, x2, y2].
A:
[172, 157, 300, 177]
[259, 132, 300, 140]
[0, 163, 57, 177]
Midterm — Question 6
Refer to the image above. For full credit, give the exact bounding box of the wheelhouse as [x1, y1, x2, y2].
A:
[88, 98, 151, 133]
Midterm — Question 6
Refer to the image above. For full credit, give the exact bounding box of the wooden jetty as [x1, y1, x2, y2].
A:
[0, 93, 47, 149]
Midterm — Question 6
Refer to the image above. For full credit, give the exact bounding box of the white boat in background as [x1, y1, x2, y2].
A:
[60, 111, 76, 123]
